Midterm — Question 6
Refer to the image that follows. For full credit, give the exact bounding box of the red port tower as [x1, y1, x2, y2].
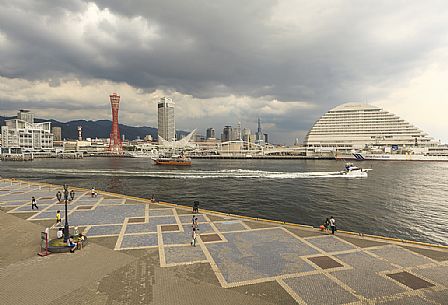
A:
[109, 93, 122, 153]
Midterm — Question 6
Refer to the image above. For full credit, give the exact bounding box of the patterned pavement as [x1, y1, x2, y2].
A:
[1, 178, 447, 305]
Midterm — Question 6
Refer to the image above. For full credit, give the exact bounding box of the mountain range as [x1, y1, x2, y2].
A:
[0, 116, 189, 140]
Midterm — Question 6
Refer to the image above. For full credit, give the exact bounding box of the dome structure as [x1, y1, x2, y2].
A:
[304, 103, 438, 150]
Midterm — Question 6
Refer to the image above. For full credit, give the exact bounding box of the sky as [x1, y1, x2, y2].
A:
[0, 0, 447, 144]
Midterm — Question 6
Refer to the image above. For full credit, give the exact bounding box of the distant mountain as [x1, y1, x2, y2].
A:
[0, 116, 190, 140]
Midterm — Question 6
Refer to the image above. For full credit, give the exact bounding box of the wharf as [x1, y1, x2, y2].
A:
[0, 178, 447, 305]
[190, 155, 335, 160]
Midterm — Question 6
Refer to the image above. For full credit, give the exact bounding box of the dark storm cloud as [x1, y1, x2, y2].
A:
[1, 1, 448, 143]
[0, 99, 107, 111]
[1, 1, 444, 103]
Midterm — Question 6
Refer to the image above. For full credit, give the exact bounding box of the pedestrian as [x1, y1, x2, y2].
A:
[91, 187, 96, 198]
[31, 196, 38, 210]
[192, 217, 199, 231]
[191, 229, 197, 247]
[56, 210, 61, 225]
[324, 218, 331, 232]
[193, 201, 199, 213]
[56, 191, 62, 202]
[151, 194, 156, 203]
[330, 216, 336, 234]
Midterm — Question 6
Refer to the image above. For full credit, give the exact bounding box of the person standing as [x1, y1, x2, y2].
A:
[330, 216, 336, 235]
[31, 197, 38, 210]
[193, 201, 199, 213]
[91, 187, 96, 198]
[56, 210, 61, 225]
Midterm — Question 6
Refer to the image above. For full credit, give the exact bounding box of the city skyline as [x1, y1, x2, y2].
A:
[0, 1, 448, 144]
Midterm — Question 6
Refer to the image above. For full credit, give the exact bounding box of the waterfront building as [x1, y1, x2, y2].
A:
[158, 97, 175, 142]
[304, 103, 440, 152]
[1, 110, 53, 151]
[52, 127, 62, 141]
[206, 128, 216, 139]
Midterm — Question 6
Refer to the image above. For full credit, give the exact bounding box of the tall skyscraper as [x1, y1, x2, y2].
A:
[234, 122, 241, 141]
[109, 93, 122, 153]
[206, 128, 216, 139]
[242, 128, 251, 142]
[221, 126, 232, 142]
[255, 117, 263, 141]
[158, 97, 175, 142]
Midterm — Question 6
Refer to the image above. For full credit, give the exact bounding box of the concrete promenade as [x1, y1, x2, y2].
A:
[0, 178, 447, 305]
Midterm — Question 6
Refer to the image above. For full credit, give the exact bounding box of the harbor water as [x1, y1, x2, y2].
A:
[1, 158, 447, 245]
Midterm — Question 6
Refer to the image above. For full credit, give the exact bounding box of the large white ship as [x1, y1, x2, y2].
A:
[336, 146, 448, 161]
[350, 153, 448, 162]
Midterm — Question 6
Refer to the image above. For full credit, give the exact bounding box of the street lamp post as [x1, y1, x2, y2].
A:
[59, 184, 75, 242]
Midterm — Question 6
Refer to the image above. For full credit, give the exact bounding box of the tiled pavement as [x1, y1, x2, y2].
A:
[1, 178, 447, 305]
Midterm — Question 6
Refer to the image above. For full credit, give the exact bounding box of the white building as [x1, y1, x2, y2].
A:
[1, 110, 54, 151]
[158, 97, 175, 142]
[304, 103, 439, 152]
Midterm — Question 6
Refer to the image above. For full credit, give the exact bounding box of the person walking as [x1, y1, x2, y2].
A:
[56, 210, 61, 225]
[31, 197, 38, 210]
[191, 229, 197, 247]
[56, 191, 62, 202]
[330, 216, 336, 235]
[91, 187, 96, 198]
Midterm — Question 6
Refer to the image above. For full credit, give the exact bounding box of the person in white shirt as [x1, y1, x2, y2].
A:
[330, 216, 336, 234]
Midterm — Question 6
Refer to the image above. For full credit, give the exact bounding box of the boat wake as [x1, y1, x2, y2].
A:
[12, 168, 361, 179]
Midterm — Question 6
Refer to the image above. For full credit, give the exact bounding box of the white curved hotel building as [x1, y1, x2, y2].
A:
[304, 103, 440, 152]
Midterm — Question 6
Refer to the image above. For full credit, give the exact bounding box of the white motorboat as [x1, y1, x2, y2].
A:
[339, 163, 371, 177]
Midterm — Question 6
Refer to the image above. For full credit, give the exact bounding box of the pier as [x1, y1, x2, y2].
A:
[0, 178, 447, 305]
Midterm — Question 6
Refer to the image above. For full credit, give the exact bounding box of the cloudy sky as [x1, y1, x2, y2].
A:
[1, 0, 447, 144]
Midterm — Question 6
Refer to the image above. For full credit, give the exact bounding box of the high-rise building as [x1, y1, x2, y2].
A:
[17, 109, 34, 123]
[255, 117, 265, 145]
[234, 122, 241, 141]
[109, 93, 123, 153]
[206, 128, 216, 139]
[158, 97, 175, 142]
[304, 103, 440, 150]
[242, 128, 251, 142]
[1, 110, 53, 151]
[52, 127, 62, 141]
[221, 126, 233, 142]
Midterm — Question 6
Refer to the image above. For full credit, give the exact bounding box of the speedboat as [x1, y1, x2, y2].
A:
[339, 163, 371, 177]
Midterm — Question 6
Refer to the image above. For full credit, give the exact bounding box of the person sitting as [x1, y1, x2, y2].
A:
[56, 228, 64, 239]
[77, 233, 85, 250]
[67, 237, 77, 253]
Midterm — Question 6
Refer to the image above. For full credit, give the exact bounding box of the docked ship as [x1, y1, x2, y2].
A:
[153, 155, 192, 166]
[349, 152, 448, 162]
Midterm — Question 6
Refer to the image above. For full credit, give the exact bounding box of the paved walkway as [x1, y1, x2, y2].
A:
[0, 178, 447, 305]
